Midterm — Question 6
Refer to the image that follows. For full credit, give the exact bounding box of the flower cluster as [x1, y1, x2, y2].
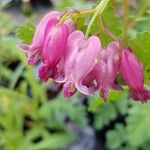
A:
[19, 11, 150, 102]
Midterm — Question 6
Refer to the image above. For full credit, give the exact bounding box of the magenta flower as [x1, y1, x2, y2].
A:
[57, 30, 102, 97]
[38, 23, 69, 81]
[74, 35, 102, 95]
[121, 48, 150, 102]
[54, 30, 85, 83]
[18, 10, 76, 82]
[98, 42, 122, 100]
[19, 11, 60, 64]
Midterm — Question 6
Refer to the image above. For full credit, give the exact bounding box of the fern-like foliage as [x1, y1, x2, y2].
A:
[106, 102, 150, 150]
[88, 92, 129, 130]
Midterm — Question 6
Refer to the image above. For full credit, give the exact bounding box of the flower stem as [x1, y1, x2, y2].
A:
[85, 0, 110, 38]
[60, 9, 95, 23]
[79, 9, 95, 17]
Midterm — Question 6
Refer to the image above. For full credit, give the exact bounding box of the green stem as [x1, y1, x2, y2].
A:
[85, 0, 110, 38]
[60, 9, 95, 23]
[79, 9, 95, 17]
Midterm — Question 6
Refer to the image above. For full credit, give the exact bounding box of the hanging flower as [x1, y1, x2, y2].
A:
[19, 11, 60, 64]
[58, 30, 102, 97]
[38, 23, 69, 81]
[121, 48, 150, 102]
[98, 42, 122, 100]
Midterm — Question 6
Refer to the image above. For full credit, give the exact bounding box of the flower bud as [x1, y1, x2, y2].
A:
[121, 48, 150, 102]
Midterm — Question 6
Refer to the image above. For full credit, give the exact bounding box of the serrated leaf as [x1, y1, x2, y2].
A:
[128, 32, 150, 86]
[89, 93, 129, 130]
[39, 95, 87, 128]
[89, 3, 122, 47]
[102, 4, 122, 35]
[88, 93, 103, 111]
[126, 103, 150, 147]
[107, 90, 127, 102]
[100, 3, 122, 47]
[106, 124, 126, 150]
[16, 21, 35, 44]
[92, 102, 117, 130]
[88, 91, 127, 111]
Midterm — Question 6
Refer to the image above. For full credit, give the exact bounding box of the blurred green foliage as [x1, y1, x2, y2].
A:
[106, 102, 150, 150]
[16, 22, 35, 45]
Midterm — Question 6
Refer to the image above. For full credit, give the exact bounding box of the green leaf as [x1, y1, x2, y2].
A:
[89, 2, 122, 47]
[128, 32, 150, 86]
[106, 124, 126, 150]
[88, 93, 103, 111]
[92, 102, 117, 130]
[29, 133, 74, 150]
[39, 95, 87, 128]
[107, 90, 127, 102]
[89, 93, 129, 130]
[126, 102, 150, 147]
[16, 21, 35, 44]
[102, 4, 122, 45]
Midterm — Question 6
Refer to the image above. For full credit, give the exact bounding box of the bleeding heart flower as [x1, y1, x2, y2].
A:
[98, 42, 122, 100]
[121, 48, 150, 102]
[18, 11, 60, 64]
[59, 30, 102, 97]
[18, 10, 77, 82]
[38, 23, 69, 81]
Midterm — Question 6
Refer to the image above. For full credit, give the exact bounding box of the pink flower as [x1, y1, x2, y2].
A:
[58, 30, 102, 97]
[18, 11, 76, 66]
[74, 35, 101, 95]
[19, 11, 60, 64]
[121, 48, 150, 102]
[98, 42, 122, 100]
[38, 23, 69, 81]
[18, 10, 76, 82]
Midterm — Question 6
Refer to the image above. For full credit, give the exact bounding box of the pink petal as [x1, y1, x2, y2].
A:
[63, 78, 76, 98]
[38, 64, 57, 82]
[74, 36, 101, 95]
[42, 23, 69, 67]
[64, 19, 76, 34]
[131, 88, 150, 102]
[54, 30, 84, 83]
[98, 42, 122, 100]
[18, 11, 60, 64]
[30, 11, 59, 50]
[121, 48, 144, 91]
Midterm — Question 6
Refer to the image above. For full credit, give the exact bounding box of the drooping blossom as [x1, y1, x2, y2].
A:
[38, 18, 76, 82]
[121, 48, 150, 102]
[18, 11, 75, 65]
[19, 11, 60, 64]
[17, 9, 150, 102]
[54, 30, 102, 97]
[38, 23, 69, 81]
[98, 42, 122, 100]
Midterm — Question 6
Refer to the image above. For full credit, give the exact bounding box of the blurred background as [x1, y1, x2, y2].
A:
[0, 0, 150, 150]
